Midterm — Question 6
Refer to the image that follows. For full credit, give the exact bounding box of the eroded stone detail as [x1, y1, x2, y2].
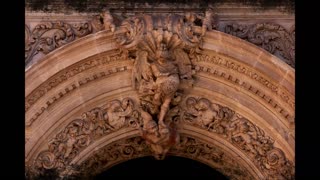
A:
[29, 95, 294, 179]
[75, 136, 253, 179]
[193, 53, 295, 111]
[115, 10, 215, 159]
[25, 21, 93, 65]
[224, 23, 295, 68]
[77, 136, 152, 178]
[32, 98, 139, 176]
[25, 50, 128, 118]
[182, 97, 294, 179]
[171, 136, 254, 180]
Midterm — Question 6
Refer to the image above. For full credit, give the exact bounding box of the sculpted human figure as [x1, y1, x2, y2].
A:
[101, 10, 115, 32]
[103, 99, 133, 129]
[140, 110, 179, 160]
[151, 42, 180, 127]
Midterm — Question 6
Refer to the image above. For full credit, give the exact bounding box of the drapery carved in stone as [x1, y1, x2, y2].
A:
[181, 97, 294, 179]
[223, 23, 295, 68]
[115, 10, 214, 159]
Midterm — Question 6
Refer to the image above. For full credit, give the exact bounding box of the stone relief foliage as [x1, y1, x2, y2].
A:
[114, 10, 214, 159]
[224, 23, 295, 68]
[74, 136, 253, 179]
[24, 11, 116, 66]
[25, 21, 93, 65]
[77, 136, 152, 178]
[171, 136, 254, 180]
[32, 98, 139, 177]
[182, 97, 294, 179]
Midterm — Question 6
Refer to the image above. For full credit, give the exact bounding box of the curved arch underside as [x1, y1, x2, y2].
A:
[25, 12, 294, 180]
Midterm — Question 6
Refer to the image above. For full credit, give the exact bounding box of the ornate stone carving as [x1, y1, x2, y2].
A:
[25, 21, 93, 65]
[224, 23, 295, 68]
[72, 136, 253, 179]
[25, 50, 129, 126]
[77, 136, 152, 178]
[182, 97, 294, 179]
[101, 10, 115, 32]
[171, 136, 254, 180]
[192, 53, 295, 123]
[114, 10, 214, 159]
[32, 98, 139, 174]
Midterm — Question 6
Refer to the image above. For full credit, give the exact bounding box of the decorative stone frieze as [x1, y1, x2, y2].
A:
[223, 23, 295, 68]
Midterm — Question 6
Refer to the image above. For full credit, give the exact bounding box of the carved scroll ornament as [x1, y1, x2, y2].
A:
[182, 97, 294, 179]
[224, 23, 295, 68]
[30, 98, 139, 177]
[25, 12, 115, 66]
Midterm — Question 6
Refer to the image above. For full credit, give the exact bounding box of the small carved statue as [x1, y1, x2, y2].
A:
[103, 99, 133, 129]
[202, 9, 215, 36]
[151, 42, 180, 127]
[101, 10, 115, 32]
[140, 110, 179, 160]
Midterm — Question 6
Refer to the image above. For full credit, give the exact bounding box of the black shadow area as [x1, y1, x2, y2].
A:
[94, 156, 229, 178]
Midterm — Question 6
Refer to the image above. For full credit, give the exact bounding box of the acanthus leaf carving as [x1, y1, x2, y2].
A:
[224, 23, 295, 68]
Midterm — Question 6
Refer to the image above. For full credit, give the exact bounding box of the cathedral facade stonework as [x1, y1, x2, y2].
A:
[25, 2, 294, 179]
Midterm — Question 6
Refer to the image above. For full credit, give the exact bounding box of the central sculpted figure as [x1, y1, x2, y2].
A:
[151, 42, 180, 127]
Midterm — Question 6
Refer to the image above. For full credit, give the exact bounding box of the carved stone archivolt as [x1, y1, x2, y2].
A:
[26, 8, 294, 180]
[29, 98, 139, 178]
[181, 97, 294, 179]
[29, 96, 294, 179]
[76, 136, 254, 180]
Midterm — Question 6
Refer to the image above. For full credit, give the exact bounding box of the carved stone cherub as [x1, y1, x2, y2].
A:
[102, 99, 133, 129]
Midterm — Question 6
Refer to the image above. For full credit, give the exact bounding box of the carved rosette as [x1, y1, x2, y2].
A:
[31, 98, 139, 176]
[181, 96, 294, 179]
[224, 23, 295, 68]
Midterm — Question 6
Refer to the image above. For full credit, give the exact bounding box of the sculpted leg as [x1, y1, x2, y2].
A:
[158, 97, 171, 127]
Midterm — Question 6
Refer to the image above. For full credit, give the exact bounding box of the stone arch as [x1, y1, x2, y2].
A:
[25, 12, 294, 180]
